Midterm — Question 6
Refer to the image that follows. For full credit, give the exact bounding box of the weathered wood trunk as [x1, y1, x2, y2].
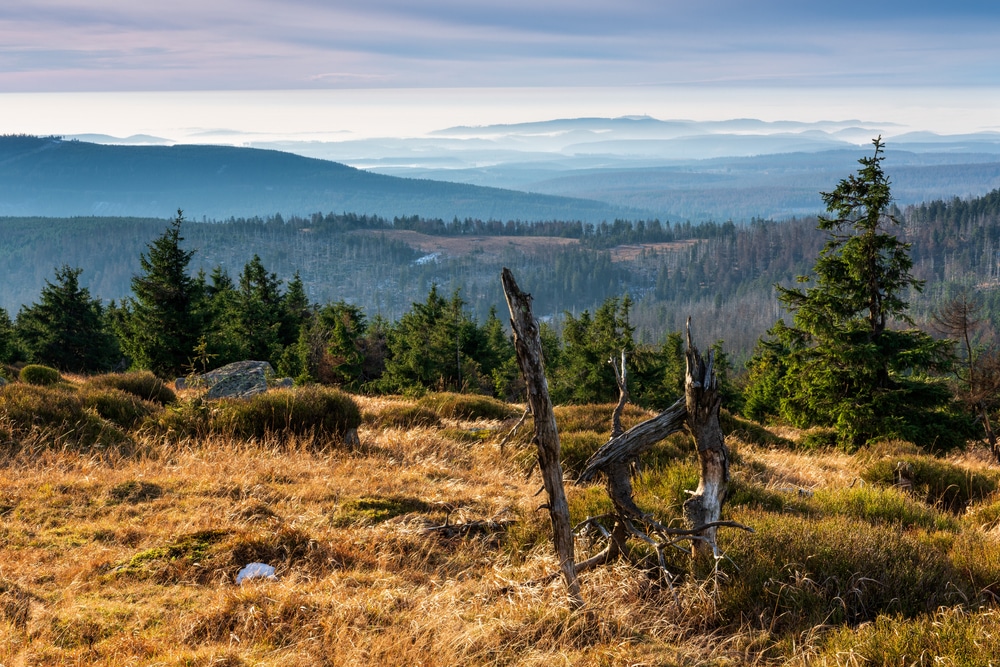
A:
[501, 268, 583, 609]
[610, 350, 628, 439]
[578, 398, 687, 519]
[682, 321, 729, 560]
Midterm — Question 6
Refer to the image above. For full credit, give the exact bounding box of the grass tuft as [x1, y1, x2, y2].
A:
[212, 386, 361, 443]
[83, 371, 177, 405]
[418, 392, 516, 421]
[19, 364, 61, 386]
[862, 454, 998, 511]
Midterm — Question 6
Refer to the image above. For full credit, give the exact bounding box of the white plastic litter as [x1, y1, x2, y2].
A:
[236, 562, 276, 584]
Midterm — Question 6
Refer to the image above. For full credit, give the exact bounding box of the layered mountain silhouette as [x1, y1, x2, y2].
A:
[0, 135, 624, 221]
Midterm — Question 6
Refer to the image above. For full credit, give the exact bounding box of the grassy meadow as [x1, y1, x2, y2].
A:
[1, 372, 999, 665]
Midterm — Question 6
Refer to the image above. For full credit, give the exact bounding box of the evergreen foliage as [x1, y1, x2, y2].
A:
[14, 265, 117, 372]
[744, 139, 965, 449]
[0, 308, 22, 366]
[381, 286, 489, 394]
[550, 296, 634, 404]
[116, 211, 202, 378]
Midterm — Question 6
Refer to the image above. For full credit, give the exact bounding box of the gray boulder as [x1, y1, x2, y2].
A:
[0, 376, 7, 388]
[186, 361, 274, 400]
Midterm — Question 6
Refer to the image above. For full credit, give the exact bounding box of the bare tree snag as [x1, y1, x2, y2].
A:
[572, 319, 746, 581]
[682, 318, 729, 560]
[610, 350, 628, 439]
[578, 398, 687, 520]
[501, 268, 583, 609]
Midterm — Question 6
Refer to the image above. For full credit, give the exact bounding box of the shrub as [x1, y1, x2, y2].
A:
[812, 486, 957, 531]
[861, 455, 998, 511]
[19, 364, 61, 386]
[718, 511, 963, 633]
[799, 427, 839, 449]
[153, 398, 210, 440]
[211, 386, 361, 443]
[553, 403, 652, 435]
[80, 386, 159, 430]
[366, 402, 441, 429]
[720, 410, 794, 448]
[0, 383, 126, 451]
[418, 392, 515, 421]
[84, 371, 176, 405]
[818, 607, 1000, 665]
[560, 431, 608, 475]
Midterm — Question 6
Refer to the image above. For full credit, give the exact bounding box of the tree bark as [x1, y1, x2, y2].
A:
[501, 268, 583, 609]
[682, 319, 729, 561]
[610, 350, 628, 439]
[578, 398, 687, 519]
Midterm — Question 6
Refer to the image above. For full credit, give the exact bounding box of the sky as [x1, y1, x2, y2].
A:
[1, 1, 999, 139]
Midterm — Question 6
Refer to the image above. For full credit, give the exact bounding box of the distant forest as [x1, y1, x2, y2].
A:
[2, 188, 1000, 364]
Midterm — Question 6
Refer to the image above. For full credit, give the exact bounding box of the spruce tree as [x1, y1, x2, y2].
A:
[15, 266, 118, 372]
[744, 138, 963, 449]
[0, 307, 18, 365]
[117, 210, 202, 378]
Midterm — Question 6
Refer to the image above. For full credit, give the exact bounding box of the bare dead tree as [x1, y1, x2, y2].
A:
[609, 350, 628, 439]
[682, 319, 730, 560]
[575, 319, 749, 578]
[933, 291, 1000, 462]
[501, 268, 583, 609]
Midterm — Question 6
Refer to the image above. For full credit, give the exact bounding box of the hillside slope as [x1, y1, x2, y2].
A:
[0, 135, 624, 222]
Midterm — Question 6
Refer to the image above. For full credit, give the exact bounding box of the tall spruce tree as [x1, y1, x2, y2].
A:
[117, 210, 202, 378]
[744, 138, 963, 449]
[15, 266, 117, 372]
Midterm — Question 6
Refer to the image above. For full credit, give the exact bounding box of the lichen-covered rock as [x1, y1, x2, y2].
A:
[272, 377, 294, 389]
[186, 361, 274, 400]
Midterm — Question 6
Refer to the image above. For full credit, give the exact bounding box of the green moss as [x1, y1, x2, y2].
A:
[111, 529, 229, 579]
[330, 496, 432, 527]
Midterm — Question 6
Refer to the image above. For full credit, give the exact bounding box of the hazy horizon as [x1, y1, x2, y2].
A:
[2, 85, 999, 148]
[2, 2, 998, 145]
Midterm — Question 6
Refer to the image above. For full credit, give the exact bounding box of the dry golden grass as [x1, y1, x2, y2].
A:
[2, 381, 999, 665]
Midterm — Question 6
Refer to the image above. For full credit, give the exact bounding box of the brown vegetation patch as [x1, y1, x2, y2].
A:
[608, 238, 700, 262]
[355, 229, 580, 257]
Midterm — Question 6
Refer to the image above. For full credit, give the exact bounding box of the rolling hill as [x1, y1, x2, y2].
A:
[0, 135, 626, 222]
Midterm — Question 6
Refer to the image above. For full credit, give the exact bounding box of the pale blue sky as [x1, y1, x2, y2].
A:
[1, 2, 998, 139]
[1, 1, 998, 91]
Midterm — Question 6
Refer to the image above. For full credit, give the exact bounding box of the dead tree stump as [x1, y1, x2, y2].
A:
[501, 268, 583, 609]
[575, 319, 743, 577]
[682, 319, 729, 561]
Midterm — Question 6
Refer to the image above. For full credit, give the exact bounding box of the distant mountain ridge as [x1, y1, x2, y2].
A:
[0, 135, 625, 221]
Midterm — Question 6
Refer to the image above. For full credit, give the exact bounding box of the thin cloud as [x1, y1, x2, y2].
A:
[0, 1, 998, 91]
